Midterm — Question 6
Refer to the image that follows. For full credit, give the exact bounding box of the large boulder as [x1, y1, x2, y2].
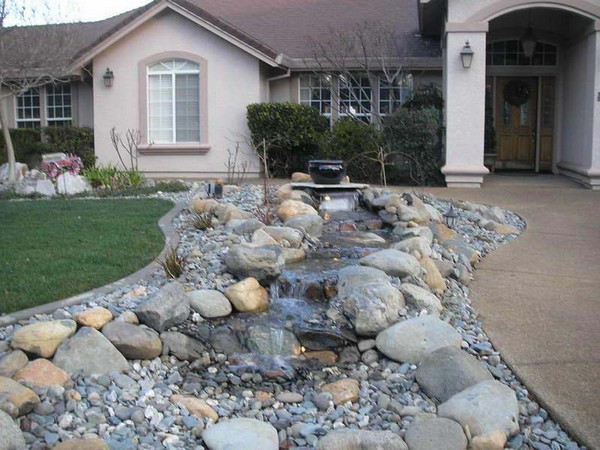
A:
[404, 417, 467, 450]
[250, 229, 279, 246]
[0, 351, 28, 378]
[56, 173, 92, 195]
[277, 200, 318, 222]
[375, 316, 462, 364]
[11, 320, 77, 358]
[420, 256, 447, 293]
[189, 197, 218, 214]
[438, 380, 520, 439]
[202, 418, 279, 450]
[284, 215, 324, 238]
[317, 430, 407, 450]
[225, 219, 265, 236]
[416, 346, 493, 402]
[359, 249, 421, 278]
[0, 376, 40, 416]
[224, 277, 269, 313]
[0, 162, 28, 183]
[337, 266, 389, 288]
[101, 321, 162, 360]
[224, 245, 284, 283]
[188, 290, 232, 318]
[13, 359, 70, 387]
[259, 226, 304, 248]
[135, 283, 190, 333]
[246, 325, 301, 356]
[160, 332, 207, 361]
[394, 226, 434, 243]
[392, 237, 432, 257]
[400, 283, 443, 315]
[0, 409, 26, 450]
[53, 327, 129, 376]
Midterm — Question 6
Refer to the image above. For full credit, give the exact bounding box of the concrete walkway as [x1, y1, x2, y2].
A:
[422, 174, 600, 449]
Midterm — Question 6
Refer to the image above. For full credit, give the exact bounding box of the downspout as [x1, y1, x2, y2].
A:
[266, 67, 291, 102]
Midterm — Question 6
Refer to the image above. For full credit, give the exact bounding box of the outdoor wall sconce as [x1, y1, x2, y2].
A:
[460, 41, 474, 69]
[103, 68, 115, 87]
[444, 206, 459, 228]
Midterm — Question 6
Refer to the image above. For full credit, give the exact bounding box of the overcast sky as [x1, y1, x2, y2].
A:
[4, 0, 152, 26]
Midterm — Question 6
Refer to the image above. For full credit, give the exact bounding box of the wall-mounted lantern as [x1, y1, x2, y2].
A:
[103, 68, 115, 87]
[460, 41, 475, 69]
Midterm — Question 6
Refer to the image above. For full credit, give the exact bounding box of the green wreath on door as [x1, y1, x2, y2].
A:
[503, 80, 530, 107]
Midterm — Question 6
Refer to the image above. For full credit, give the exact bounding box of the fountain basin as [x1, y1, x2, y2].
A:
[308, 160, 346, 185]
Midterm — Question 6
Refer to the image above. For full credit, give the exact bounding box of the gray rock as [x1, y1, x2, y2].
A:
[0, 409, 26, 450]
[210, 327, 248, 354]
[400, 284, 443, 315]
[317, 429, 407, 450]
[260, 226, 304, 248]
[53, 327, 129, 376]
[433, 260, 455, 278]
[101, 321, 162, 360]
[394, 226, 434, 243]
[404, 417, 467, 450]
[0, 351, 28, 378]
[34, 180, 56, 197]
[136, 282, 190, 332]
[246, 326, 301, 356]
[391, 237, 432, 257]
[375, 315, 462, 364]
[337, 266, 390, 289]
[359, 249, 421, 278]
[224, 245, 285, 283]
[438, 380, 520, 438]
[225, 219, 265, 235]
[56, 173, 92, 195]
[160, 332, 207, 361]
[202, 418, 279, 450]
[284, 215, 323, 238]
[416, 346, 493, 402]
[188, 290, 232, 318]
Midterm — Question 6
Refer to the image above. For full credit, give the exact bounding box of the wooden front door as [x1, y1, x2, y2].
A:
[495, 77, 538, 169]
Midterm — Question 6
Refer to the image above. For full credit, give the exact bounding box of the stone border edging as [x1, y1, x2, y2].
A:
[0, 200, 187, 327]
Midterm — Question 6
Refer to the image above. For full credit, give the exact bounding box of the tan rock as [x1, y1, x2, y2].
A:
[321, 379, 360, 405]
[225, 278, 269, 313]
[420, 256, 447, 293]
[342, 176, 350, 183]
[282, 248, 306, 264]
[291, 172, 312, 182]
[303, 350, 338, 365]
[53, 437, 109, 450]
[123, 286, 147, 299]
[11, 320, 77, 358]
[470, 431, 507, 450]
[115, 310, 139, 324]
[0, 376, 40, 416]
[485, 222, 520, 235]
[0, 350, 28, 378]
[252, 229, 279, 247]
[14, 359, 70, 387]
[171, 394, 219, 422]
[223, 207, 254, 223]
[190, 197, 218, 214]
[73, 307, 113, 329]
[277, 200, 318, 222]
[255, 391, 273, 402]
[432, 223, 458, 242]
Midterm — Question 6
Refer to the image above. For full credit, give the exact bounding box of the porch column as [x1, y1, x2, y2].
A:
[587, 29, 600, 189]
[442, 29, 489, 188]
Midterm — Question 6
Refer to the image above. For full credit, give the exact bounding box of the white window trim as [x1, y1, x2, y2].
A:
[15, 83, 74, 128]
[46, 84, 73, 126]
[299, 74, 333, 117]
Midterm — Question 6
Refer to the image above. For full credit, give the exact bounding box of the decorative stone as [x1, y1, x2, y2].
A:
[416, 346, 493, 402]
[11, 320, 77, 358]
[225, 278, 269, 313]
[56, 172, 92, 195]
[438, 380, 520, 438]
[0, 351, 28, 378]
[224, 244, 285, 283]
[53, 327, 129, 376]
[190, 197, 218, 214]
[359, 249, 421, 278]
[251, 229, 279, 246]
[321, 379, 360, 405]
[14, 359, 70, 387]
[483, 221, 520, 235]
[115, 311, 139, 324]
[171, 395, 219, 422]
[160, 332, 206, 361]
[404, 417, 467, 450]
[135, 282, 190, 333]
[392, 237, 432, 257]
[281, 248, 306, 264]
[375, 315, 462, 364]
[246, 326, 301, 356]
[0, 376, 40, 416]
[470, 431, 508, 450]
[395, 225, 434, 243]
[226, 219, 265, 236]
[433, 259, 455, 278]
[52, 438, 109, 450]
[400, 283, 443, 315]
[34, 180, 57, 197]
[276, 392, 304, 403]
[101, 322, 162, 360]
[420, 256, 447, 292]
[260, 226, 304, 248]
[303, 350, 338, 365]
[73, 307, 113, 329]
[284, 215, 324, 238]
[442, 239, 480, 265]
[188, 290, 232, 318]
[277, 200, 319, 222]
[429, 223, 458, 242]
[0, 409, 26, 450]
[291, 172, 312, 182]
[317, 430, 407, 450]
[202, 418, 279, 450]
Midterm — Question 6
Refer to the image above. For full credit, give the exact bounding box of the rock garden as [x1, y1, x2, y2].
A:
[0, 177, 584, 450]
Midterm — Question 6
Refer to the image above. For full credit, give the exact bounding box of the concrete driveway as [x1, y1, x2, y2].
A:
[422, 174, 600, 449]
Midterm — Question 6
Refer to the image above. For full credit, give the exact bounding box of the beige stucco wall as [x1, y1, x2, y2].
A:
[92, 10, 261, 178]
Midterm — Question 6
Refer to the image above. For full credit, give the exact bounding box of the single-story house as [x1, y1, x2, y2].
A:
[1, 0, 599, 188]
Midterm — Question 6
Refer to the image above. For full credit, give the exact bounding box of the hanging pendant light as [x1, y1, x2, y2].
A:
[521, 10, 537, 59]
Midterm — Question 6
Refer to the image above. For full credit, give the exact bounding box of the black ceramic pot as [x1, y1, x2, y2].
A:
[308, 160, 346, 185]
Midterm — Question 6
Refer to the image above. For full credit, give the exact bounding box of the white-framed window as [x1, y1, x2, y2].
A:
[147, 59, 200, 144]
[299, 74, 332, 116]
[379, 75, 413, 115]
[16, 88, 41, 129]
[46, 83, 72, 127]
[339, 74, 372, 121]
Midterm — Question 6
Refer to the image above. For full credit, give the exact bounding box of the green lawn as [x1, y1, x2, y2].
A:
[0, 199, 173, 314]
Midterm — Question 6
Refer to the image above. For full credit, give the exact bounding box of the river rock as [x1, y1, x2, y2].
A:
[251, 229, 279, 246]
[277, 200, 318, 222]
[394, 226, 434, 243]
[11, 319, 77, 358]
[470, 431, 508, 450]
[429, 223, 458, 242]
[284, 215, 323, 238]
[160, 332, 206, 361]
[433, 259, 455, 278]
[483, 221, 520, 235]
[291, 172, 312, 182]
[420, 256, 447, 292]
[190, 198, 218, 214]
[136, 282, 190, 332]
[260, 226, 304, 248]
[14, 359, 70, 387]
[246, 326, 301, 356]
[282, 248, 306, 264]
[404, 417, 467, 450]
[202, 418, 279, 450]
[0, 351, 28, 378]
[73, 307, 113, 329]
[0, 409, 26, 450]
[338, 266, 389, 287]
[224, 245, 285, 283]
[438, 380, 519, 438]
[225, 218, 265, 236]
[56, 173, 92, 195]
[359, 249, 421, 278]
[392, 237, 432, 257]
[52, 438, 109, 450]
[400, 283, 443, 315]
[317, 430, 407, 450]
[188, 290, 232, 318]
[375, 315, 462, 364]
[53, 327, 129, 376]
[225, 278, 269, 313]
[101, 322, 162, 360]
[171, 395, 219, 422]
[416, 346, 493, 402]
[321, 379, 360, 405]
[0, 376, 40, 416]
[442, 239, 480, 265]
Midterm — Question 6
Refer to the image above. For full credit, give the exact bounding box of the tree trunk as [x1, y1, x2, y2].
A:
[0, 102, 16, 183]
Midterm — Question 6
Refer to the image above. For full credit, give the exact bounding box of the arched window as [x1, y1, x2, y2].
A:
[147, 59, 200, 143]
[486, 40, 557, 66]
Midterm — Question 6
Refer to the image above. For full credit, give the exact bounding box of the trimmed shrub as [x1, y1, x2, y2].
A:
[404, 84, 444, 111]
[247, 103, 329, 177]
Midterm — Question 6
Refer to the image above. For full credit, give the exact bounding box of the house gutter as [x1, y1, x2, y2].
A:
[266, 66, 291, 102]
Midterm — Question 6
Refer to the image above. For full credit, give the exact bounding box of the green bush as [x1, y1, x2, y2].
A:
[0, 129, 48, 167]
[247, 103, 329, 177]
[404, 84, 444, 111]
[83, 165, 145, 190]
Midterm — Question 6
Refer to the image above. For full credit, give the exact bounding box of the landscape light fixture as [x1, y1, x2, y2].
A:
[521, 9, 538, 59]
[444, 206, 459, 228]
[103, 68, 115, 87]
[460, 41, 474, 69]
